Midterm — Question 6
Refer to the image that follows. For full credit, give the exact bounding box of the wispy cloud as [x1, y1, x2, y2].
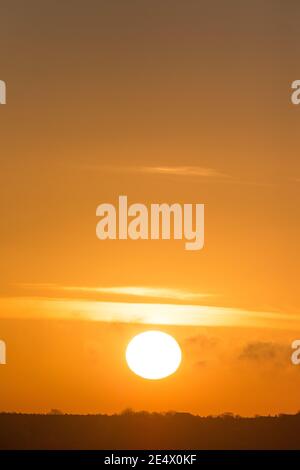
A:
[1, 296, 300, 330]
[80, 163, 276, 186]
[77, 162, 299, 186]
[81, 164, 228, 179]
[138, 166, 228, 178]
[16, 283, 211, 303]
[79, 163, 292, 187]
[7, 284, 299, 330]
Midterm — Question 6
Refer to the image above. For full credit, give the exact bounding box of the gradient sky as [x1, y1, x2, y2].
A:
[0, 0, 300, 416]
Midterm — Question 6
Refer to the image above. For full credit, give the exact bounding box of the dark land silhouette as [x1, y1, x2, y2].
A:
[0, 411, 300, 449]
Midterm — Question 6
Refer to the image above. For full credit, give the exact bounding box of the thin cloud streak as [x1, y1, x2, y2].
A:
[1, 297, 299, 330]
[80, 164, 228, 179]
[78, 164, 275, 186]
[139, 166, 228, 178]
[17, 283, 212, 302]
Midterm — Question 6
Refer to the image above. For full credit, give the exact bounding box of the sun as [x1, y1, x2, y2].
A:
[126, 331, 182, 380]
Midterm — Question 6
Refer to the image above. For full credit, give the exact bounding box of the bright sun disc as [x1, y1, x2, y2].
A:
[126, 331, 182, 380]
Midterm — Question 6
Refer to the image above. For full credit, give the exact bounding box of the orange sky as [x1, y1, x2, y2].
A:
[0, 0, 300, 415]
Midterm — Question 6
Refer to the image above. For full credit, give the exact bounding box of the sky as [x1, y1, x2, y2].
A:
[0, 0, 300, 416]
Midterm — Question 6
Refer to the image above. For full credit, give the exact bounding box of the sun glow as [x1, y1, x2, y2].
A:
[125, 331, 182, 380]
